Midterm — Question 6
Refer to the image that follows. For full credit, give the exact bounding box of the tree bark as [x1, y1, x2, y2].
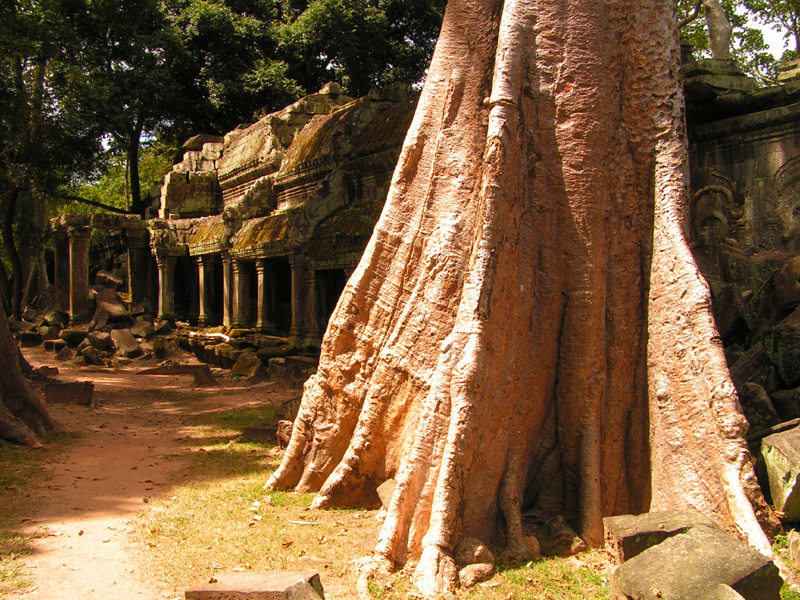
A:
[0, 307, 56, 447]
[127, 120, 144, 214]
[267, 0, 773, 593]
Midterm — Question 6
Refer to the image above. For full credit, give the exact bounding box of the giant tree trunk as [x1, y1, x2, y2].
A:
[267, 0, 772, 593]
[0, 308, 56, 447]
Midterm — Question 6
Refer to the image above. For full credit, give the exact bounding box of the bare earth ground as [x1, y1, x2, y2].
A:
[7, 346, 302, 600]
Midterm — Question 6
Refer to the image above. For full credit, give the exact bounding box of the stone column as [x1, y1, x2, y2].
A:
[126, 229, 151, 311]
[53, 230, 70, 296]
[232, 259, 250, 328]
[156, 255, 177, 322]
[67, 226, 91, 323]
[197, 255, 217, 327]
[221, 252, 232, 327]
[289, 254, 306, 345]
[304, 268, 322, 348]
[255, 260, 270, 332]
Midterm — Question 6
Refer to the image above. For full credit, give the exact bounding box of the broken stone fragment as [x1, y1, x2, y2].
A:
[739, 382, 780, 431]
[184, 571, 324, 600]
[80, 345, 105, 366]
[42, 309, 69, 329]
[98, 301, 131, 323]
[110, 328, 142, 358]
[610, 525, 782, 600]
[153, 319, 171, 335]
[603, 509, 722, 564]
[699, 583, 747, 600]
[761, 427, 800, 521]
[458, 563, 494, 589]
[277, 420, 293, 448]
[536, 516, 587, 557]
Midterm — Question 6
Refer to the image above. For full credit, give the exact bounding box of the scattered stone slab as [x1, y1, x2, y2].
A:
[536, 516, 587, 557]
[762, 427, 800, 520]
[184, 571, 324, 600]
[59, 328, 87, 346]
[610, 525, 782, 600]
[603, 509, 722, 564]
[459, 563, 495, 588]
[137, 363, 217, 386]
[110, 328, 142, 358]
[44, 381, 94, 406]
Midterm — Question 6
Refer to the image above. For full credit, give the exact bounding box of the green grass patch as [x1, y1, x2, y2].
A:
[0, 435, 70, 596]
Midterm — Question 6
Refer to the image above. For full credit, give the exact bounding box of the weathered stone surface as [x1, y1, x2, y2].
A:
[184, 571, 324, 600]
[453, 537, 495, 567]
[770, 388, 800, 421]
[43, 309, 69, 328]
[154, 319, 171, 334]
[90, 304, 110, 330]
[762, 427, 800, 520]
[56, 346, 74, 361]
[763, 307, 800, 388]
[376, 479, 396, 511]
[60, 328, 87, 346]
[610, 525, 782, 600]
[152, 338, 166, 359]
[99, 301, 131, 323]
[110, 328, 142, 358]
[700, 584, 747, 600]
[739, 383, 780, 431]
[129, 320, 154, 339]
[232, 349, 266, 379]
[537, 516, 587, 557]
[730, 342, 773, 392]
[33, 366, 59, 377]
[458, 563, 494, 589]
[80, 345, 105, 366]
[604, 509, 722, 564]
[45, 381, 94, 406]
[18, 331, 42, 347]
[789, 530, 800, 565]
[256, 343, 296, 360]
[87, 330, 114, 350]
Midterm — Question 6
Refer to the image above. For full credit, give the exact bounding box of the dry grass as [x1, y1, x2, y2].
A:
[133, 403, 613, 600]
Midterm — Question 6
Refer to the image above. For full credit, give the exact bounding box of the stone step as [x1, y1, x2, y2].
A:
[185, 572, 324, 600]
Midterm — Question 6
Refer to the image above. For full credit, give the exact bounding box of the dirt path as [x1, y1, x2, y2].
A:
[8, 348, 289, 600]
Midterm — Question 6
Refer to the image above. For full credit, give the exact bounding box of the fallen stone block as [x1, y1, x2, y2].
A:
[762, 427, 800, 520]
[603, 509, 722, 564]
[60, 328, 87, 346]
[55, 346, 74, 361]
[185, 571, 324, 600]
[232, 349, 266, 380]
[44, 339, 68, 352]
[377, 479, 396, 511]
[130, 320, 154, 339]
[94, 269, 122, 290]
[44, 381, 94, 406]
[80, 346, 105, 366]
[536, 516, 587, 557]
[33, 366, 59, 377]
[239, 426, 278, 444]
[277, 420, 293, 448]
[87, 330, 114, 351]
[137, 363, 217, 386]
[110, 328, 142, 358]
[459, 563, 494, 588]
[18, 331, 42, 347]
[700, 584, 747, 600]
[99, 301, 131, 323]
[42, 309, 69, 329]
[610, 525, 782, 600]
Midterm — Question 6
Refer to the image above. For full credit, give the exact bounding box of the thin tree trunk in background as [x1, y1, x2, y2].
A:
[267, 0, 773, 594]
[4, 188, 24, 321]
[127, 120, 143, 213]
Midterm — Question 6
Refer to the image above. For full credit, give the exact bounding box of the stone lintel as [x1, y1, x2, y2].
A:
[185, 571, 324, 600]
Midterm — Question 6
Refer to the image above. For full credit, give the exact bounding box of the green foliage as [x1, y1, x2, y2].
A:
[679, 0, 781, 83]
[745, 0, 800, 55]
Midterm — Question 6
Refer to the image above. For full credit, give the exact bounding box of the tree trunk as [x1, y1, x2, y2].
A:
[3, 188, 24, 321]
[703, 0, 732, 60]
[0, 307, 56, 447]
[267, 0, 773, 593]
[127, 120, 144, 214]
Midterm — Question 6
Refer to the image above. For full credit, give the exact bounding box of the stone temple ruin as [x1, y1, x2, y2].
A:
[48, 83, 417, 361]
